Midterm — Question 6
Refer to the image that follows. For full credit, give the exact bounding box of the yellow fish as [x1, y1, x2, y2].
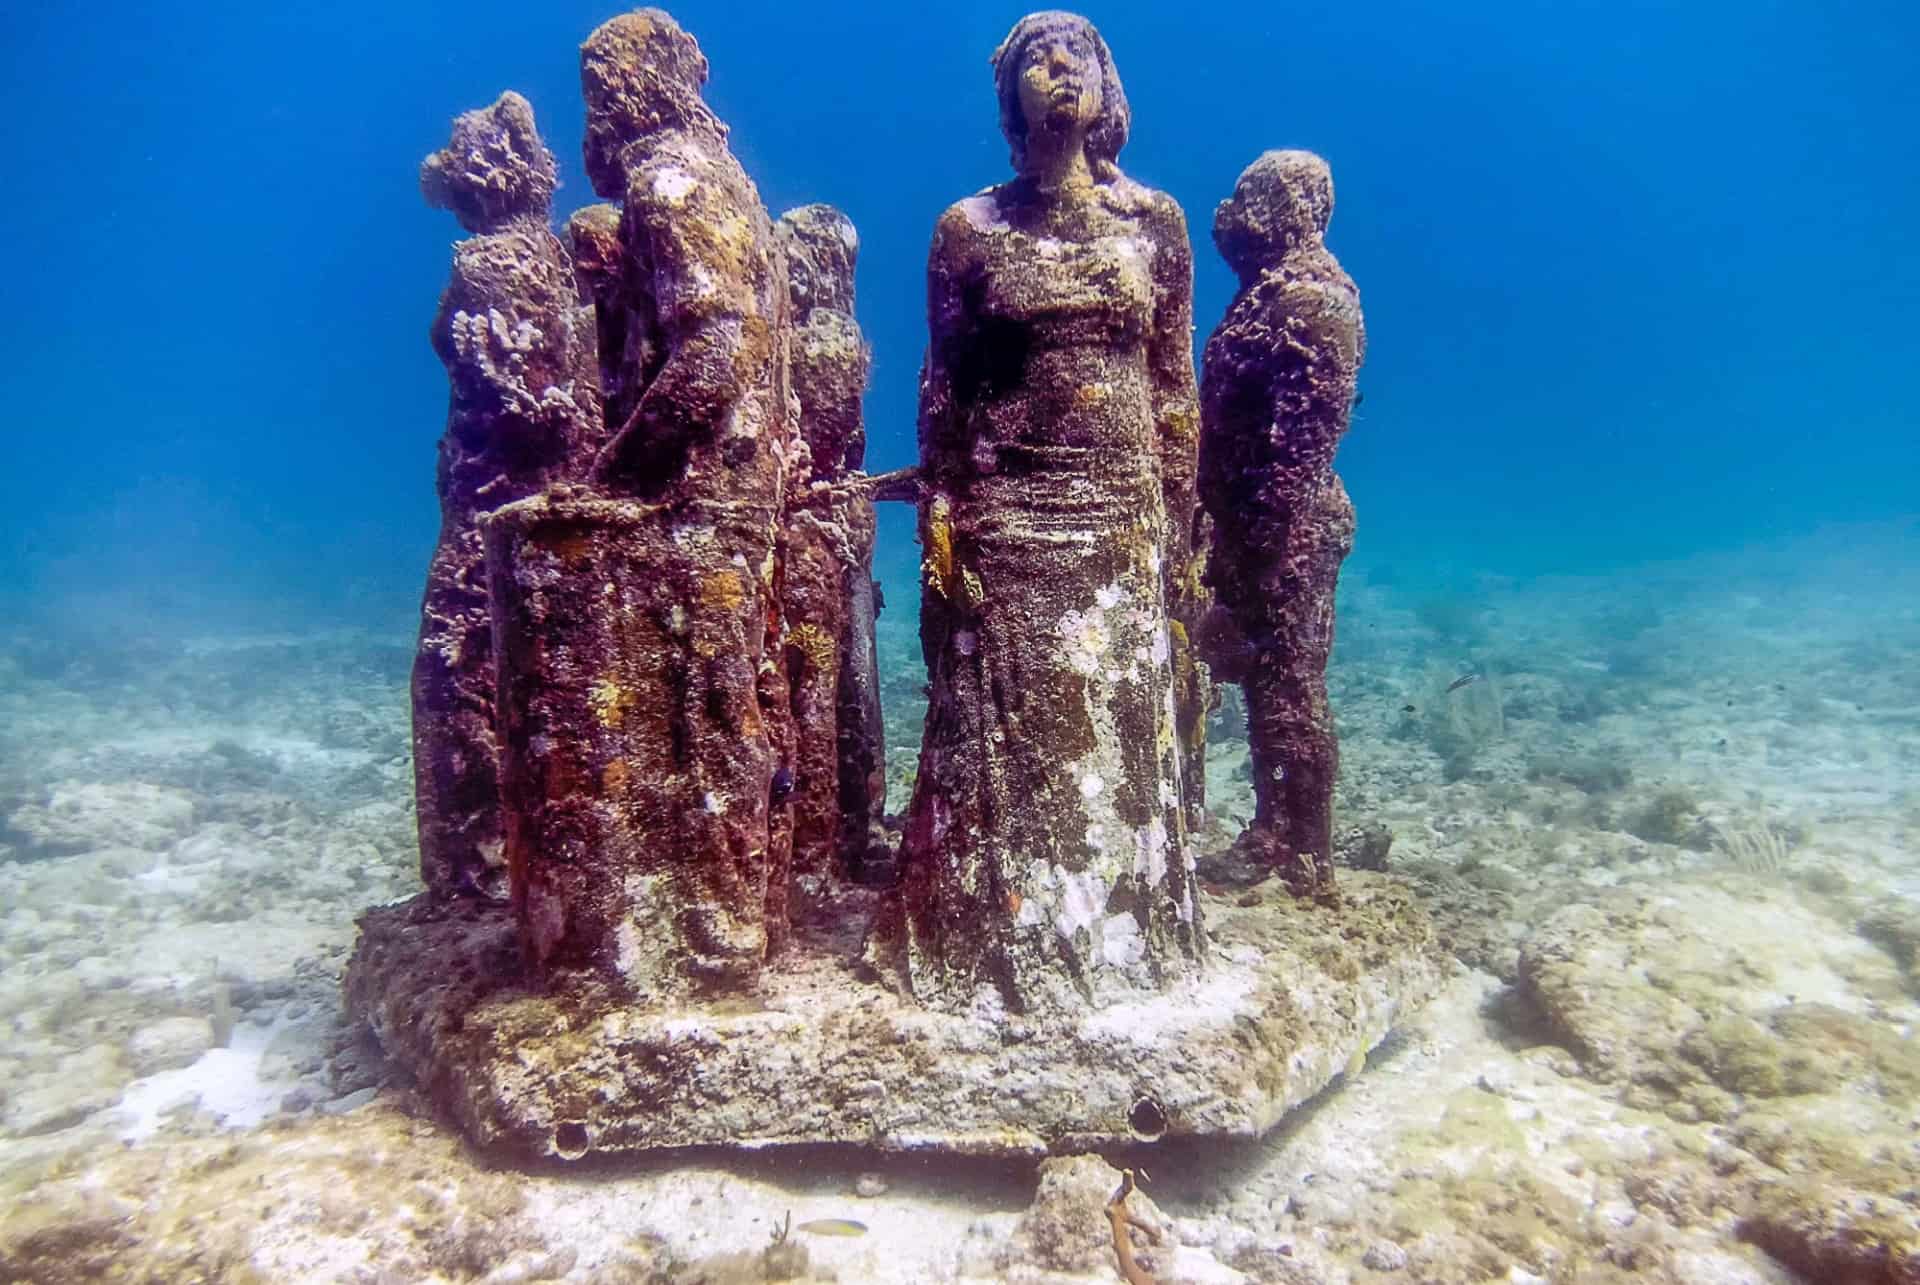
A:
[795, 1219, 868, 1237]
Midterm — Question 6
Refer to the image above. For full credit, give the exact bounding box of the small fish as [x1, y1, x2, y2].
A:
[1401, 704, 1417, 714]
[795, 1218, 868, 1237]
[1445, 672, 1481, 694]
[770, 764, 795, 803]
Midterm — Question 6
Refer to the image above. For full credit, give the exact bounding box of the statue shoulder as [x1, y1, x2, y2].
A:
[1107, 177, 1190, 239]
[928, 192, 999, 269]
[622, 140, 743, 223]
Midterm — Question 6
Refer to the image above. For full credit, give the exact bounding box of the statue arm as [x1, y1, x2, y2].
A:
[1146, 197, 1205, 614]
[917, 207, 977, 485]
[915, 207, 978, 646]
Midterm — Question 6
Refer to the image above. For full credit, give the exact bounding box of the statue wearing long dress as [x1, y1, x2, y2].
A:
[897, 12, 1207, 1014]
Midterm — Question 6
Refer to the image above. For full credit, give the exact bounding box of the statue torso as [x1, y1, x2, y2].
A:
[947, 187, 1161, 467]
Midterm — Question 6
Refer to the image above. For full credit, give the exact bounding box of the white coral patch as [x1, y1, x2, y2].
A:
[1101, 913, 1146, 969]
[959, 195, 1004, 231]
[1059, 607, 1110, 677]
[1095, 582, 1123, 610]
[1134, 816, 1169, 885]
[1052, 865, 1108, 939]
[1079, 773, 1104, 800]
[652, 166, 697, 203]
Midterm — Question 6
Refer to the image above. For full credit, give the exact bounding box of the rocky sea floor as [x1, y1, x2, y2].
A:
[2, 527, 1918, 1283]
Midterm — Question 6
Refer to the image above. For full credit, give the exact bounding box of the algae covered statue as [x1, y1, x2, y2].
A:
[898, 12, 1209, 1013]
[772, 204, 889, 906]
[1198, 150, 1366, 899]
[352, 7, 1442, 1166]
[411, 92, 604, 903]
[481, 9, 798, 994]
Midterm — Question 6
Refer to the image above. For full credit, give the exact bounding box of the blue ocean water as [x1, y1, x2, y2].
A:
[5, 7, 1920, 1279]
[2, 1, 1914, 632]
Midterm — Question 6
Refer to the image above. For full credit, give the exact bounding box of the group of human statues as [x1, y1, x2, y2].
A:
[409, 8, 1364, 1019]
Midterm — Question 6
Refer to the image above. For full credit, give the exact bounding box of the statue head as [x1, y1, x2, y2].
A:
[992, 12, 1130, 181]
[1213, 149, 1335, 281]
[420, 92, 557, 234]
[776, 204, 859, 317]
[565, 203, 624, 302]
[580, 8, 722, 199]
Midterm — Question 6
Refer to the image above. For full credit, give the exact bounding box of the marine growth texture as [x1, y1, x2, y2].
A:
[1198, 149, 1365, 898]
[774, 204, 888, 910]
[897, 13, 1207, 1016]
[411, 92, 605, 902]
[483, 9, 799, 993]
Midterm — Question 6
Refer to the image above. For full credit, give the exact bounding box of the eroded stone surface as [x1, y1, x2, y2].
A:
[1197, 149, 1365, 898]
[346, 873, 1443, 1162]
[898, 12, 1211, 1018]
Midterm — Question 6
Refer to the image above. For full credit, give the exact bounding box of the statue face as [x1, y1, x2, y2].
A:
[1014, 28, 1103, 137]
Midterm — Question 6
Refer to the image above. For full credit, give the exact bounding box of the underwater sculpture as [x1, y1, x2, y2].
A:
[410, 92, 604, 903]
[898, 10, 1207, 1013]
[772, 204, 889, 908]
[481, 8, 798, 993]
[1198, 150, 1366, 898]
[349, 6, 1439, 1166]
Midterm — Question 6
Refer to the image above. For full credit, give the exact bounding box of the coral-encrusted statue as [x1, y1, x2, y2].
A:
[897, 12, 1207, 1013]
[480, 9, 797, 993]
[1197, 150, 1365, 899]
[774, 204, 888, 910]
[351, 8, 1443, 1166]
[412, 92, 604, 902]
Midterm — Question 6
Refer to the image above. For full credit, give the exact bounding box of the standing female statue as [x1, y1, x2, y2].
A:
[896, 12, 1207, 1014]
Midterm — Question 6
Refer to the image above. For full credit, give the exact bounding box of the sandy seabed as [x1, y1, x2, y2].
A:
[2, 525, 1917, 1283]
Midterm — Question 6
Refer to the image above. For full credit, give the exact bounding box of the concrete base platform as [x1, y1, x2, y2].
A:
[344, 873, 1445, 1162]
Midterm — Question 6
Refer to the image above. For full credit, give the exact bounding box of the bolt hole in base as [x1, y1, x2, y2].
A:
[553, 1120, 592, 1160]
[1128, 1095, 1168, 1142]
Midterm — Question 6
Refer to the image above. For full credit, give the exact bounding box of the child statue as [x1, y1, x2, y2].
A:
[1197, 149, 1366, 899]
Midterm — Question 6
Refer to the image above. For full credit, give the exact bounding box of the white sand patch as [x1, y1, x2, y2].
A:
[115, 1013, 294, 1141]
